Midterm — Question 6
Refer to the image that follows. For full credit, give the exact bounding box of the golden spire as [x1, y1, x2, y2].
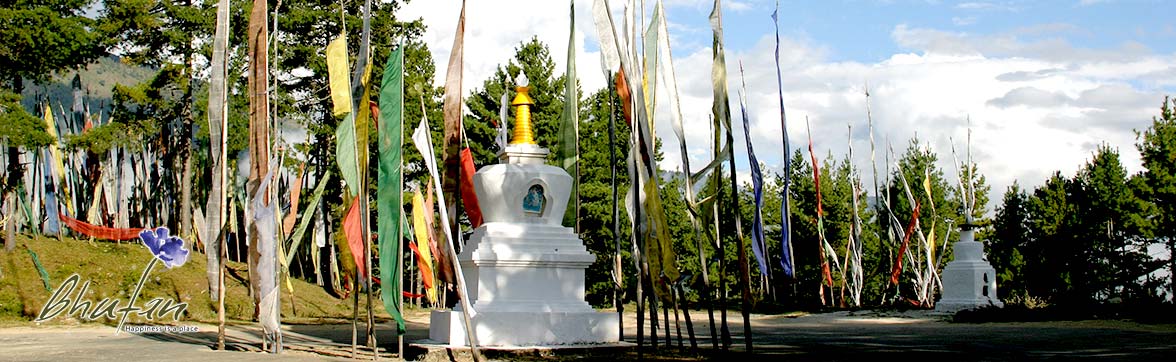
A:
[510, 73, 536, 145]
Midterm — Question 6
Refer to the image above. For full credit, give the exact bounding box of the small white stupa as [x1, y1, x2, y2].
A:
[936, 219, 1003, 313]
[428, 73, 620, 346]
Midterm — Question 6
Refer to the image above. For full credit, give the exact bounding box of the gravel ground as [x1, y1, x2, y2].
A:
[2, 309, 1174, 361]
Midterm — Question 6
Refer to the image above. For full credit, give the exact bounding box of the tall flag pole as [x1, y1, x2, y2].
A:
[412, 112, 486, 362]
[641, 0, 679, 305]
[245, 0, 277, 352]
[848, 125, 865, 307]
[441, 0, 468, 248]
[738, 62, 770, 279]
[205, 0, 230, 349]
[704, 0, 731, 349]
[602, 58, 623, 342]
[252, 161, 282, 354]
[351, 0, 378, 353]
[710, 0, 753, 351]
[772, 0, 795, 279]
[558, 0, 580, 231]
[654, 0, 700, 348]
[593, 0, 680, 349]
[806, 117, 835, 306]
[377, 43, 407, 340]
[592, 2, 623, 337]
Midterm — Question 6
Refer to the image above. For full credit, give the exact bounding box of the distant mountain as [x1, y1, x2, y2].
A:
[20, 56, 156, 122]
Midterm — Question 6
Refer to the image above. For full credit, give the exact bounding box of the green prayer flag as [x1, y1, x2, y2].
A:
[559, 1, 579, 227]
[27, 248, 51, 292]
[643, 4, 660, 120]
[285, 172, 332, 267]
[377, 45, 406, 336]
[335, 112, 360, 197]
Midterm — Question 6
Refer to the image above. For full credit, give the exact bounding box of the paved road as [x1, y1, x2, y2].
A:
[1, 310, 1173, 361]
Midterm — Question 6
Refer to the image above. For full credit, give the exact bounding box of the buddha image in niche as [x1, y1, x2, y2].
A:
[523, 184, 545, 215]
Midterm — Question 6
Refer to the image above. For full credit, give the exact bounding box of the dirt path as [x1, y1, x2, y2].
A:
[2, 309, 1174, 361]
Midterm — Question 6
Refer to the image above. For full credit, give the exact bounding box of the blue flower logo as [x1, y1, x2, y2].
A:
[139, 227, 189, 269]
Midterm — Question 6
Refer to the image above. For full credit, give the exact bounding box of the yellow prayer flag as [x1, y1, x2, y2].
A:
[356, 56, 374, 176]
[411, 190, 437, 304]
[922, 168, 933, 199]
[326, 33, 351, 116]
[927, 220, 937, 262]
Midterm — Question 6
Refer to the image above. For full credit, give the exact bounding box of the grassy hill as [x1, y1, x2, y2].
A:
[1, 234, 392, 326]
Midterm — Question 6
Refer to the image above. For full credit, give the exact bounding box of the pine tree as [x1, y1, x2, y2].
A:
[98, 0, 214, 238]
[990, 182, 1030, 298]
[1070, 145, 1158, 302]
[1136, 96, 1176, 300]
[1025, 172, 1077, 300]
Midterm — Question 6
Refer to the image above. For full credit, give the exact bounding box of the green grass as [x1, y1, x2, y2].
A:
[1, 234, 390, 326]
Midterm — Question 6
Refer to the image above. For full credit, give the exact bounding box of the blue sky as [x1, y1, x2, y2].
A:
[401, 0, 1176, 216]
[659, 0, 1176, 62]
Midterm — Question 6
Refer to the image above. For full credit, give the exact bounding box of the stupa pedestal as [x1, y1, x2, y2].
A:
[428, 144, 619, 346]
[936, 228, 1003, 313]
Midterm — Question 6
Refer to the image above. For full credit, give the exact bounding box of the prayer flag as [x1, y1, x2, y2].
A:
[326, 33, 351, 116]
[343, 196, 368, 278]
[771, 3, 795, 278]
[459, 148, 483, 228]
[558, 0, 579, 225]
[440, 0, 467, 234]
[890, 202, 922, 285]
[377, 45, 406, 335]
[411, 191, 437, 304]
[738, 86, 770, 277]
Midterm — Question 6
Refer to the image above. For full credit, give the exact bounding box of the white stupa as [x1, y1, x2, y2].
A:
[936, 220, 1003, 313]
[428, 74, 619, 346]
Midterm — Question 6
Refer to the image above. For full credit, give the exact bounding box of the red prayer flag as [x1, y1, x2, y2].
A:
[459, 148, 483, 228]
[615, 70, 632, 125]
[58, 211, 144, 241]
[425, 184, 456, 284]
[344, 196, 368, 278]
[407, 241, 434, 292]
[889, 201, 922, 285]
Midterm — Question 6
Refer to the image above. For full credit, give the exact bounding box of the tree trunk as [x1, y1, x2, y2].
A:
[5, 191, 15, 252]
[6, 76, 26, 251]
[179, 21, 195, 243]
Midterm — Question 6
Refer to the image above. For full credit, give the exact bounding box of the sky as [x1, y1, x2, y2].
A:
[399, 0, 1176, 215]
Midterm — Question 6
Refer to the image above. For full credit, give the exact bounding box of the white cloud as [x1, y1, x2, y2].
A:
[727, 0, 753, 12]
[952, 16, 977, 26]
[891, 24, 1150, 63]
[956, 1, 1019, 11]
[987, 86, 1072, 108]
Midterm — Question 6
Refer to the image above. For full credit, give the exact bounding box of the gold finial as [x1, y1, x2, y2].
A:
[510, 73, 536, 145]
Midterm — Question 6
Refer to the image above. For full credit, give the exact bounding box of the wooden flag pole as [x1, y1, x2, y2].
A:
[418, 96, 485, 362]
[397, 40, 407, 360]
[606, 71, 623, 343]
[217, 209, 227, 351]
